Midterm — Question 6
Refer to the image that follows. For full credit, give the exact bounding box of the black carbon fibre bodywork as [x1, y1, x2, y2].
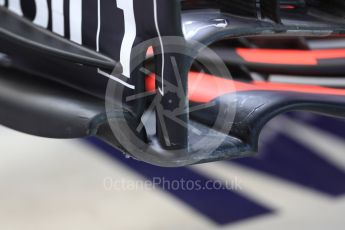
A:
[0, 0, 345, 166]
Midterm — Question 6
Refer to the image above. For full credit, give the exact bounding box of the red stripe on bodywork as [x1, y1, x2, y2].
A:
[236, 48, 345, 65]
[146, 72, 345, 103]
[280, 5, 296, 9]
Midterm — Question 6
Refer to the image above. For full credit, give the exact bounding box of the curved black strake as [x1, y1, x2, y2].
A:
[190, 90, 345, 164]
[0, 68, 106, 139]
[1, 66, 344, 166]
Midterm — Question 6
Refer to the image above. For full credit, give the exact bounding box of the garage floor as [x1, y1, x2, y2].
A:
[0, 113, 344, 230]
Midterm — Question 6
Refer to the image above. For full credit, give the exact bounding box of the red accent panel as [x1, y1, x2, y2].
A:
[146, 72, 345, 103]
[236, 48, 345, 66]
[280, 5, 296, 9]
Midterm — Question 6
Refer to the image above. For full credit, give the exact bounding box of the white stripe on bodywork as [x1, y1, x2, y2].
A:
[98, 69, 135, 89]
[51, 0, 65, 36]
[96, 1, 135, 89]
[33, 0, 49, 28]
[116, 0, 137, 79]
[96, 0, 101, 52]
[8, 0, 23, 16]
[69, 0, 82, 44]
[153, 0, 165, 95]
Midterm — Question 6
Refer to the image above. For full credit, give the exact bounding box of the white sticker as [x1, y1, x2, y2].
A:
[51, 0, 65, 36]
[8, 0, 23, 16]
[116, 0, 137, 79]
[33, 0, 49, 28]
[70, 0, 82, 44]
